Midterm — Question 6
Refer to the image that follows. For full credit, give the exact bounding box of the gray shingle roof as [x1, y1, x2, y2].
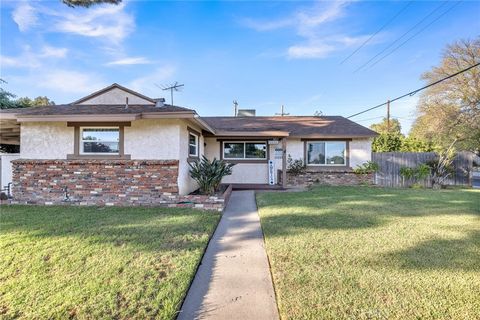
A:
[2, 104, 194, 116]
[201, 116, 378, 138]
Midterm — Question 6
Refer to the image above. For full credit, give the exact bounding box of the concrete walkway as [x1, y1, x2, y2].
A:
[178, 191, 279, 320]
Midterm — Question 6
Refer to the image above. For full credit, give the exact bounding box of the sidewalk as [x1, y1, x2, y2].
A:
[177, 190, 279, 320]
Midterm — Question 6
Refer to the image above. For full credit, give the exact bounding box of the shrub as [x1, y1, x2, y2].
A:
[427, 154, 455, 189]
[372, 133, 403, 152]
[399, 167, 415, 180]
[353, 161, 379, 174]
[189, 156, 235, 195]
[399, 163, 431, 187]
[287, 155, 306, 175]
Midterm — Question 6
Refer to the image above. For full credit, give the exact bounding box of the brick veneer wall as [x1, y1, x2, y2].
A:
[11, 159, 230, 211]
[282, 170, 374, 187]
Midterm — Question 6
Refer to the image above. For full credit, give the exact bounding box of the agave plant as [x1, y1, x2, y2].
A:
[189, 156, 235, 195]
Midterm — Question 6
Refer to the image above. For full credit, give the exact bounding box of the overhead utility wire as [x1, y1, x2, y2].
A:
[355, 116, 385, 122]
[353, 1, 448, 72]
[366, 1, 462, 70]
[368, 4, 461, 70]
[340, 1, 413, 64]
[347, 62, 480, 119]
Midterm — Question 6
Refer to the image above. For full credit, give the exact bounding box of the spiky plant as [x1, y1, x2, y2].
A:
[189, 156, 235, 195]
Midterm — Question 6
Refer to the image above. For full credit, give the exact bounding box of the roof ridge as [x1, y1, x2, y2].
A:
[71, 83, 156, 104]
[200, 115, 341, 118]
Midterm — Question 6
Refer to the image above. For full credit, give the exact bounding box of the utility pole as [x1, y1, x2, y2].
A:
[275, 105, 290, 116]
[386, 99, 391, 133]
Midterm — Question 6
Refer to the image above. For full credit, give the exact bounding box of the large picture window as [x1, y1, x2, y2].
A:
[306, 141, 346, 165]
[81, 127, 119, 154]
[223, 141, 267, 160]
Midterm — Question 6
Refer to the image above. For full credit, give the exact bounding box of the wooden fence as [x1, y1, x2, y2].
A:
[372, 152, 476, 187]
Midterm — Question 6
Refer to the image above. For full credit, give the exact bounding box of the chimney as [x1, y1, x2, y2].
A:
[236, 109, 256, 117]
[155, 98, 165, 107]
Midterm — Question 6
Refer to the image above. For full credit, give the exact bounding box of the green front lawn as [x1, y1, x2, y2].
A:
[257, 186, 480, 319]
[0, 206, 220, 319]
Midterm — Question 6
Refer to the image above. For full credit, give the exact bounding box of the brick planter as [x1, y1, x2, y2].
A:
[10, 159, 231, 211]
[175, 184, 233, 211]
[281, 170, 374, 187]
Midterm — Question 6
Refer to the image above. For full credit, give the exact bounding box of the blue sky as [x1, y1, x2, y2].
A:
[1, 0, 479, 133]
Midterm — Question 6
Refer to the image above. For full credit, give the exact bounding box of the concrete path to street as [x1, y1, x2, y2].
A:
[177, 190, 279, 320]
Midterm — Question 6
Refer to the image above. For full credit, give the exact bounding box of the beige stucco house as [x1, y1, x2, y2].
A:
[0, 84, 377, 206]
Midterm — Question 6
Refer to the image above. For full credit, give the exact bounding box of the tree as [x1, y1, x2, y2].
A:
[0, 80, 17, 109]
[370, 117, 435, 152]
[410, 38, 480, 152]
[0, 80, 54, 109]
[62, 0, 121, 7]
[400, 136, 435, 152]
[16, 96, 55, 108]
[371, 133, 403, 152]
[370, 118, 402, 135]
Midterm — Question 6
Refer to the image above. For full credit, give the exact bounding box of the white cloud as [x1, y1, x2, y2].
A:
[0, 55, 34, 68]
[1, 46, 40, 68]
[242, 1, 373, 60]
[242, 1, 347, 32]
[40, 46, 68, 58]
[37, 69, 106, 94]
[129, 66, 176, 94]
[242, 17, 293, 32]
[106, 57, 152, 66]
[12, 3, 37, 32]
[287, 43, 335, 59]
[298, 1, 347, 28]
[53, 3, 134, 43]
[1, 45, 68, 69]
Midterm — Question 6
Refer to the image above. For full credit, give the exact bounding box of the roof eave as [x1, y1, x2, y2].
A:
[290, 133, 378, 139]
[16, 114, 142, 122]
[192, 115, 216, 134]
[0, 112, 18, 120]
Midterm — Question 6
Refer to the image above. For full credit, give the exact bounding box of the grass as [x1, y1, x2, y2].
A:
[0, 205, 220, 319]
[256, 186, 480, 319]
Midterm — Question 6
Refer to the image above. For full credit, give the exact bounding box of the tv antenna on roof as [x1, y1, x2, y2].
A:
[155, 82, 184, 106]
[275, 105, 290, 116]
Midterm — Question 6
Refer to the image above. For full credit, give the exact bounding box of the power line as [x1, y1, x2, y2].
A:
[347, 62, 480, 119]
[393, 116, 416, 120]
[355, 116, 385, 122]
[366, 1, 462, 70]
[340, 1, 413, 65]
[353, 1, 448, 72]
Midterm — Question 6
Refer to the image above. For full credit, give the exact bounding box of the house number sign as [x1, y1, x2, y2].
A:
[268, 160, 275, 185]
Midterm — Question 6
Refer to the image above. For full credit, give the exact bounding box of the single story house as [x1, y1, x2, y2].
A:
[0, 83, 377, 206]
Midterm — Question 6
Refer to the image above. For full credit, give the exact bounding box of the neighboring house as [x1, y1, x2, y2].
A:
[0, 83, 377, 206]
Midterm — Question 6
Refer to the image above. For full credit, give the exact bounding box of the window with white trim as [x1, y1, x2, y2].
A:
[223, 141, 267, 160]
[81, 127, 119, 154]
[188, 132, 199, 157]
[306, 141, 346, 165]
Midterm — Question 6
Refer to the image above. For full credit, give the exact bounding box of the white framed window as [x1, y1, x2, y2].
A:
[80, 127, 120, 154]
[223, 141, 267, 160]
[306, 141, 346, 166]
[189, 132, 199, 157]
